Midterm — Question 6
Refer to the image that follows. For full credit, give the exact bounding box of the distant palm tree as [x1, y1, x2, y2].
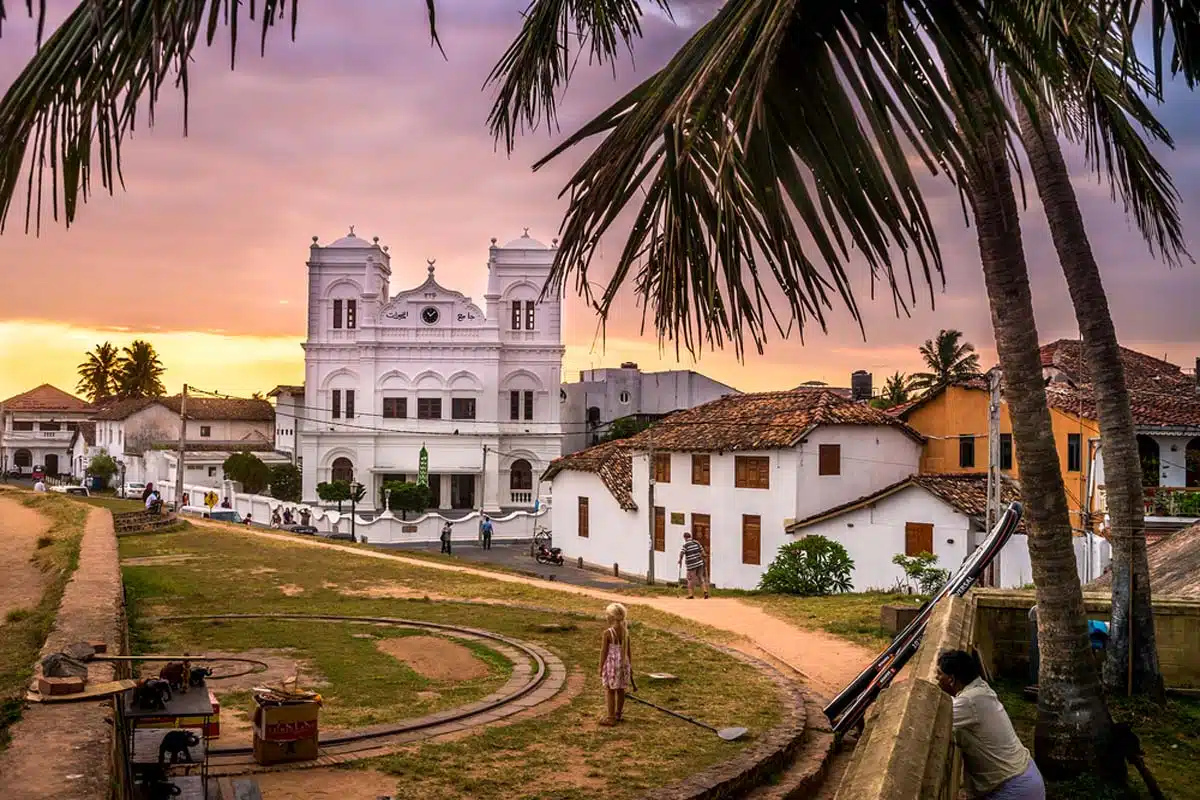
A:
[116, 340, 166, 399]
[76, 342, 119, 404]
[878, 372, 912, 408]
[909, 330, 982, 391]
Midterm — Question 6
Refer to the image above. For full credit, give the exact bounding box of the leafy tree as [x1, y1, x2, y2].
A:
[116, 339, 166, 399]
[317, 480, 351, 512]
[87, 453, 118, 487]
[892, 551, 951, 595]
[383, 481, 431, 520]
[758, 536, 854, 596]
[268, 463, 302, 502]
[222, 451, 270, 494]
[908, 330, 982, 392]
[871, 372, 912, 409]
[603, 416, 652, 443]
[76, 342, 119, 404]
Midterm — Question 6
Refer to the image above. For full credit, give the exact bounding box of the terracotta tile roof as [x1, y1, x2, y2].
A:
[149, 440, 277, 453]
[70, 421, 97, 447]
[0, 384, 94, 413]
[1089, 521, 1200, 597]
[542, 439, 637, 511]
[620, 390, 924, 453]
[1040, 339, 1191, 393]
[792, 384, 854, 398]
[267, 385, 305, 398]
[788, 473, 1023, 532]
[94, 396, 275, 422]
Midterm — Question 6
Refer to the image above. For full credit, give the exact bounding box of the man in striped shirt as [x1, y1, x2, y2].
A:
[678, 531, 709, 599]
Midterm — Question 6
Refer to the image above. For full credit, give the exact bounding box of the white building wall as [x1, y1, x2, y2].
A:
[548, 470, 640, 570]
[792, 426, 922, 522]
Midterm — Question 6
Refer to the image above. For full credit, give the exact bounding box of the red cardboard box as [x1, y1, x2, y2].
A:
[252, 700, 320, 765]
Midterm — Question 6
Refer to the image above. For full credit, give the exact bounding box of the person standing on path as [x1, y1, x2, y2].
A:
[598, 602, 636, 726]
[678, 531, 709, 599]
[937, 649, 1045, 799]
[440, 520, 453, 555]
[480, 515, 494, 550]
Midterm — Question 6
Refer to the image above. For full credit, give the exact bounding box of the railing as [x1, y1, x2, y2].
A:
[509, 490, 533, 504]
[4, 429, 74, 441]
[1145, 487, 1200, 517]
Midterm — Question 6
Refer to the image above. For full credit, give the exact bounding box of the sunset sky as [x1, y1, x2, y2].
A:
[1, 1, 1198, 403]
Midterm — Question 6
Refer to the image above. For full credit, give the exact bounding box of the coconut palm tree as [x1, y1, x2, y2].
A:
[116, 340, 166, 399]
[75, 341, 119, 404]
[875, 372, 912, 408]
[1015, 98, 1165, 698]
[909, 330, 982, 391]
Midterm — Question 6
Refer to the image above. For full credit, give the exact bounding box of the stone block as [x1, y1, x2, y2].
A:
[880, 605, 920, 635]
[38, 676, 86, 696]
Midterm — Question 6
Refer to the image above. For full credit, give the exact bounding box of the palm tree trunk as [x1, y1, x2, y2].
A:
[1015, 97, 1164, 699]
[965, 99, 1118, 778]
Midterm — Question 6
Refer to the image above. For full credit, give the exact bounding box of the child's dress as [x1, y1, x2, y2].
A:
[601, 628, 632, 690]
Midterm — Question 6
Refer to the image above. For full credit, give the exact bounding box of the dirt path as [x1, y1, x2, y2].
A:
[196, 522, 874, 696]
[0, 494, 50, 622]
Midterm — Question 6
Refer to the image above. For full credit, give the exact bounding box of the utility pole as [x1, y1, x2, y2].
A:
[481, 444, 488, 516]
[985, 369, 1002, 587]
[174, 384, 188, 509]
[647, 428, 656, 585]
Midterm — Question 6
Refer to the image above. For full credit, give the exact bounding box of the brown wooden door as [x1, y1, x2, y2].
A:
[742, 515, 761, 565]
[654, 507, 666, 552]
[905, 522, 934, 556]
[691, 513, 711, 576]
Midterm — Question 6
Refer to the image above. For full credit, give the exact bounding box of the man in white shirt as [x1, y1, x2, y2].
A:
[936, 649, 1045, 799]
[33, 479, 47, 492]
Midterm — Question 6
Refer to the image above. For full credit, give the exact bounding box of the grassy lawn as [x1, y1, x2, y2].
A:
[0, 494, 88, 749]
[121, 526, 784, 798]
[995, 682, 1200, 799]
[75, 493, 146, 513]
[744, 592, 923, 649]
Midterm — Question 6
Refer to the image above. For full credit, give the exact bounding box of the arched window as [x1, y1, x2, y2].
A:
[13, 449, 32, 469]
[510, 459, 533, 491]
[331, 457, 354, 483]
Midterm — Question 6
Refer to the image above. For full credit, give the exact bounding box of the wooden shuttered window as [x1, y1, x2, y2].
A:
[578, 497, 589, 538]
[818, 444, 841, 476]
[741, 515, 761, 565]
[905, 522, 934, 556]
[734, 456, 770, 489]
[691, 454, 711, 485]
[691, 513, 711, 554]
[654, 507, 666, 552]
[653, 453, 671, 483]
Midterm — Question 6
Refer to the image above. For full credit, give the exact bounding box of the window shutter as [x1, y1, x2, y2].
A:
[511, 301, 522, 330]
[578, 497, 589, 538]
[346, 299, 357, 329]
[654, 507, 666, 552]
[741, 515, 761, 565]
[332, 299, 343, 329]
[345, 390, 355, 419]
[523, 390, 534, 420]
[691, 454, 710, 485]
[332, 390, 342, 419]
[818, 444, 841, 476]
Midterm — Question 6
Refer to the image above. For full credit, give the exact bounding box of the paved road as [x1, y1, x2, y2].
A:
[373, 541, 640, 592]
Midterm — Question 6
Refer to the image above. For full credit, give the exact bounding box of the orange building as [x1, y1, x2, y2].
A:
[893, 340, 1200, 534]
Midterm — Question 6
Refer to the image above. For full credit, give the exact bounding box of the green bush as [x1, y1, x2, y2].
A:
[268, 463, 302, 502]
[88, 453, 119, 486]
[222, 452, 270, 494]
[317, 480, 352, 511]
[758, 536, 854, 596]
[382, 481, 431, 519]
[892, 551, 950, 594]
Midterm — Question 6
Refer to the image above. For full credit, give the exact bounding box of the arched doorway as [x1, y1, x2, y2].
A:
[1137, 435, 1160, 488]
[331, 457, 354, 483]
[509, 459, 533, 504]
[13, 449, 32, 473]
[1187, 437, 1200, 488]
[44, 454, 59, 477]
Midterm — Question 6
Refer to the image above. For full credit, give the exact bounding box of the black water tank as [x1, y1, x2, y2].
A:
[851, 370, 873, 402]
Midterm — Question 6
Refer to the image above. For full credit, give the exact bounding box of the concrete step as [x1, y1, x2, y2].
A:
[742, 692, 838, 800]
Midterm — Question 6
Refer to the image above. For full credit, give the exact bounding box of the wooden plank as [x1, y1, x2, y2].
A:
[26, 678, 137, 703]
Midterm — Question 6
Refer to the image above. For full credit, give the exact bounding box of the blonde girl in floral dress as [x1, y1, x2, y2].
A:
[598, 602, 636, 725]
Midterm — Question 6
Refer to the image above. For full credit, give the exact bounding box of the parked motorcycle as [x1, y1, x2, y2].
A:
[534, 542, 564, 566]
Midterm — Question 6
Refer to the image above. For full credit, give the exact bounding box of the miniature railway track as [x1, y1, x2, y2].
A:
[145, 613, 568, 774]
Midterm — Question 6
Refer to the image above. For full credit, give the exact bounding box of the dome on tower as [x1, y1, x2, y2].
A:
[326, 228, 374, 248]
[500, 229, 549, 250]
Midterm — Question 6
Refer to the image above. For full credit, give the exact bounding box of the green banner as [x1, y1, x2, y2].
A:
[417, 445, 429, 487]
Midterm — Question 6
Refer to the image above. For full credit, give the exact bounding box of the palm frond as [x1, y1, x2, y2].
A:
[492, 0, 1011, 356]
[0, 1, 442, 233]
[1096, 0, 1200, 90]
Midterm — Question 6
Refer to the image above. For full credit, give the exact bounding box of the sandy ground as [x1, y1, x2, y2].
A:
[196, 521, 875, 696]
[0, 494, 50, 622]
[375, 635, 489, 681]
[256, 768, 399, 799]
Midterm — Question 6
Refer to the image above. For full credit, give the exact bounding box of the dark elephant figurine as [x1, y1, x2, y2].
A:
[134, 678, 172, 711]
[158, 662, 187, 692]
[188, 666, 213, 687]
